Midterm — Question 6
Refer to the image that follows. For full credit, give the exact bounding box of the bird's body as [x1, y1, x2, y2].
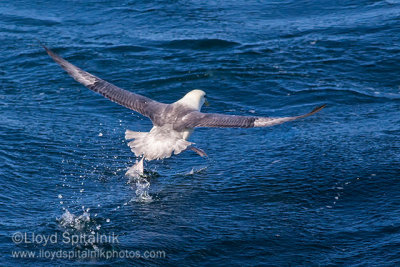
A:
[124, 90, 206, 160]
[43, 45, 325, 163]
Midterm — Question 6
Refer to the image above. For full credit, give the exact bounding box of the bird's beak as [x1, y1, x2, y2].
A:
[204, 98, 210, 106]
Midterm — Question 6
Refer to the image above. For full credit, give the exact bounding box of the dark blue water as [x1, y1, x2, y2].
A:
[1, 0, 400, 265]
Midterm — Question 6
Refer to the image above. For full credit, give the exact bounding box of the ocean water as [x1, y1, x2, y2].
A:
[1, 0, 400, 265]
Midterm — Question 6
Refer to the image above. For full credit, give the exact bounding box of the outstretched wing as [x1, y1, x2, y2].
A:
[181, 105, 325, 128]
[43, 46, 167, 120]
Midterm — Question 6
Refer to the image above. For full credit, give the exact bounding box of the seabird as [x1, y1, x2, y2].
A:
[44, 46, 325, 165]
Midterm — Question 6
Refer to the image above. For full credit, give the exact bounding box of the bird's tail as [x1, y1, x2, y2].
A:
[124, 128, 192, 160]
[125, 130, 147, 140]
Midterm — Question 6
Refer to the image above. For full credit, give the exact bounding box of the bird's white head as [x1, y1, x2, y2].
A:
[178, 89, 208, 111]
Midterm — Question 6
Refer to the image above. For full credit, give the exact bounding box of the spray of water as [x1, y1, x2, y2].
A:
[59, 208, 91, 231]
[126, 158, 153, 203]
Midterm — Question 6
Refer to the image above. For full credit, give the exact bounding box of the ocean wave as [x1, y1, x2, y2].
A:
[103, 45, 150, 53]
[0, 13, 60, 26]
[289, 88, 400, 102]
[161, 38, 240, 50]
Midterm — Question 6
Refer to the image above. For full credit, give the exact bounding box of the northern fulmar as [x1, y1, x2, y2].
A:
[44, 46, 325, 169]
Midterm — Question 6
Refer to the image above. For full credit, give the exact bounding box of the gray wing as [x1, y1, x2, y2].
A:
[44, 46, 167, 120]
[181, 105, 325, 129]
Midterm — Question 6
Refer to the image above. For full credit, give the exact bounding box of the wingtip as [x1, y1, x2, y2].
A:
[311, 104, 326, 114]
[298, 104, 326, 119]
[36, 40, 54, 57]
[39, 42, 60, 61]
[42, 45, 51, 54]
[34, 39, 47, 50]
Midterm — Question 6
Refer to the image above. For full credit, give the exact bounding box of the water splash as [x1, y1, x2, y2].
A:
[58, 208, 91, 231]
[126, 158, 153, 203]
[57, 208, 111, 250]
[180, 166, 208, 176]
[133, 177, 152, 203]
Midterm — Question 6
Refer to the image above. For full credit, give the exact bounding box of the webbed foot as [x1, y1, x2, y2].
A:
[189, 146, 208, 157]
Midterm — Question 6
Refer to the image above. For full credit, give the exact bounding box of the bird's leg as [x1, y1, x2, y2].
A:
[126, 157, 144, 177]
[189, 146, 208, 157]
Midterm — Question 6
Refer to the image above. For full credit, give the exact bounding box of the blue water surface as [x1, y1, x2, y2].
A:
[1, 0, 399, 265]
